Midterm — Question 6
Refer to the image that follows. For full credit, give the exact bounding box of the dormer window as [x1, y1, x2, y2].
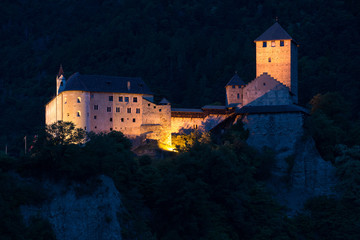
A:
[263, 42, 267, 47]
[271, 41, 275, 47]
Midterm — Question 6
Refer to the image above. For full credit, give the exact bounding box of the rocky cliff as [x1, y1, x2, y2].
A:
[21, 175, 123, 240]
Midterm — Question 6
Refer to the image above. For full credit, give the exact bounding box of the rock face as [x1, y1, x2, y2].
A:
[243, 112, 336, 214]
[21, 175, 123, 240]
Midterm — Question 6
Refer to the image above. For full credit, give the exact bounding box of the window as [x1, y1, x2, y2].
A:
[94, 105, 98, 110]
[67, 113, 69, 117]
[263, 82, 266, 86]
[159, 109, 162, 112]
[110, 118, 113, 122]
[127, 108, 131, 113]
[154, 106, 156, 109]
[77, 97, 81, 103]
[133, 97, 137, 102]
[133, 118, 136, 122]
[109, 96, 113, 101]
[77, 111, 81, 117]
[94, 115, 97, 119]
[116, 107, 120, 112]
[125, 97, 129, 102]
[232, 85, 235, 88]
[280, 40, 284, 47]
[263, 41, 267, 47]
[121, 118, 124, 122]
[64, 98, 67, 104]
[271, 41, 275, 47]
[136, 108, 140, 114]
[268, 57, 271, 62]
[107, 107, 111, 112]
[110, 128, 113, 131]
[148, 104, 150, 106]
[119, 96, 123, 102]
[237, 93, 240, 99]
[95, 126, 97, 129]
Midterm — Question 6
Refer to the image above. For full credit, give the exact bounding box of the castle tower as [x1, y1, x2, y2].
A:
[56, 64, 66, 95]
[254, 22, 298, 103]
[225, 73, 245, 107]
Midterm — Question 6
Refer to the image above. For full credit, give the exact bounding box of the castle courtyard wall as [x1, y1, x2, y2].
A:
[171, 114, 228, 134]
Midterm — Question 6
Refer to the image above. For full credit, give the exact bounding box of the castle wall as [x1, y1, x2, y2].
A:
[171, 114, 228, 134]
[45, 95, 63, 125]
[256, 40, 292, 89]
[61, 91, 90, 130]
[241, 112, 304, 151]
[245, 87, 293, 106]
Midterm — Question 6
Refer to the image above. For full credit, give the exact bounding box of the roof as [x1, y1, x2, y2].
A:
[236, 105, 309, 114]
[171, 108, 203, 113]
[255, 22, 296, 43]
[58, 64, 64, 77]
[226, 73, 245, 86]
[202, 105, 226, 110]
[159, 98, 170, 105]
[63, 73, 152, 94]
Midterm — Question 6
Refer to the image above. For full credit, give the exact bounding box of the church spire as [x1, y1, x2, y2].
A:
[56, 64, 66, 95]
[58, 64, 64, 77]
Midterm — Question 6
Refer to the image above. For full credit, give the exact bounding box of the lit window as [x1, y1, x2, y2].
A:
[94, 115, 97, 119]
[263, 42, 267, 47]
[280, 40, 284, 46]
[107, 107, 111, 112]
[133, 97, 137, 102]
[127, 108, 131, 113]
[125, 97, 129, 102]
[116, 107, 120, 112]
[119, 96, 123, 102]
[136, 108, 140, 113]
[271, 41, 275, 47]
[121, 118, 124, 122]
[110, 118, 113, 122]
[94, 105, 98, 110]
[77, 111, 81, 117]
[133, 118, 136, 122]
[77, 97, 81, 103]
[64, 98, 67, 104]
[109, 96, 113, 101]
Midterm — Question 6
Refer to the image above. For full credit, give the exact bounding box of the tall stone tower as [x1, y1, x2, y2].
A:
[56, 65, 66, 95]
[254, 22, 298, 103]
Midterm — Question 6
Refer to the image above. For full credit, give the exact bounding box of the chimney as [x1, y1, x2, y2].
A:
[127, 81, 131, 91]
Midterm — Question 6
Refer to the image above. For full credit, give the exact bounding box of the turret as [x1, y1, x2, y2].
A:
[225, 73, 245, 107]
[56, 64, 66, 95]
[254, 22, 298, 103]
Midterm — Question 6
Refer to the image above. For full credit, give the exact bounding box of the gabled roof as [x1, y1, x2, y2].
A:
[63, 73, 152, 94]
[255, 22, 296, 43]
[226, 73, 245, 86]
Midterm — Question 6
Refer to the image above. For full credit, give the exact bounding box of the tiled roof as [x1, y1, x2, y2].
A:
[236, 105, 309, 114]
[226, 73, 245, 86]
[255, 22, 296, 43]
[63, 73, 152, 94]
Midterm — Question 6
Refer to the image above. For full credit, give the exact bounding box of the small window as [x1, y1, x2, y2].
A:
[119, 96, 123, 102]
[94, 105, 98, 110]
[263, 42, 267, 47]
[107, 107, 111, 112]
[110, 128, 113, 131]
[237, 93, 240, 99]
[95, 126, 97, 129]
[232, 85, 235, 89]
[110, 118, 113, 122]
[77, 97, 81, 103]
[280, 40, 284, 47]
[271, 41, 275, 47]
[127, 108, 131, 113]
[159, 109, 162, 112]
[94, 115, 97, 119]
[121, 118, 124, 122]
[60, 82, 63, 86]
[268, 57, 271, 62]
[133, 97, 137, 102]
[77, 111, 81, 117]
[148, 104, 150, 106]
[136, 108, 140, 114]
[67, 113, 69, 117]
[116, 107, 120, 113]
[263, 82, 266, 86]
[109, 96, 113, 101]
[64, 98, 67, 104]
[154, 106, 156, 109]
[125, 97, 129, 102]
[133, 118, 136, 122]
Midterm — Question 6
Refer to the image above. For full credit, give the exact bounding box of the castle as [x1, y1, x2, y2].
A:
[46, 22, 308, 151]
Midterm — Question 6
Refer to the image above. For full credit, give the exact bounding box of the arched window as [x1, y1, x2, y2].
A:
[77, 111, 81, 117]
[77, 97, 81, 103]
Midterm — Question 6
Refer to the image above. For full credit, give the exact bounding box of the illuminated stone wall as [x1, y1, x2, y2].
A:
[171, 114, 228, 133]
[225, 85, 243, 106]
[256, 39, 293, 91]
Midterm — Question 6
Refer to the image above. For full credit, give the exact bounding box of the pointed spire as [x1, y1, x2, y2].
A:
[226, 73, 245, 86]
[58, 64, 64, 77]
[254, 22, 296, 43]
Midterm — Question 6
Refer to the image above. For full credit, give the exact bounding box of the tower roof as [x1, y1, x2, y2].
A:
[226, 73, 245, 86]
[58, 64, 64, 77]
[255, 22, 296, 43]
[63, 73, 152, 94]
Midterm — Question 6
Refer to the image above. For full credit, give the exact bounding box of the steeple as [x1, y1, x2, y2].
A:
[56, 64, 66, 95]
